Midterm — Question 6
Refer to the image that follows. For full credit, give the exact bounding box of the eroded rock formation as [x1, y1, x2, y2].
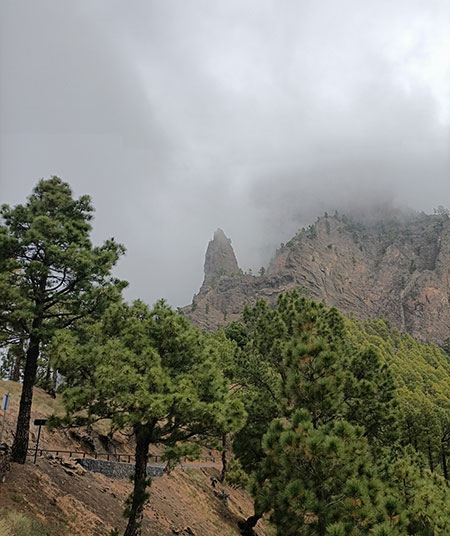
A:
[203, 229, 239, 285]
[185, 212, 450, 344]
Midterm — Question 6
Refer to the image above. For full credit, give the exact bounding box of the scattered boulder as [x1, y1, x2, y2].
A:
[213, 489, 230, 505]
[171, 527, 196, 535]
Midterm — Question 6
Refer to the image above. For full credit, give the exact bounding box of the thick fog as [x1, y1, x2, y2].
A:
[1, 0, 449, 306]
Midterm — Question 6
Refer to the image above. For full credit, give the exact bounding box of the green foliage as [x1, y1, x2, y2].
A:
[377, 449, 450, 534]
[0, 177, 126, 348]
[257, 413, 387, 535]
[55, 300, 245, 438]
[442, 338, 450, 356]
[0, 511, 62, 536]
[346, 318, 450, 479]
[53, 299, 245, 533]
[223, 292, 399, 532]
[227, 293, 396, 472]
[224, 458, 249, 488]
[225, 291, 450, 534]
[0, 177, 126, 462]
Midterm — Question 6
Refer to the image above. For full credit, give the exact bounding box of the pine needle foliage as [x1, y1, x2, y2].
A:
[53, 299, 245, 536]
[225, 291, 450, 535]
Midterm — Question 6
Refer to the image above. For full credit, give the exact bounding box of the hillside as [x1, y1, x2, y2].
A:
[185, 210, 450, 344]
[0, 380, 271, 536]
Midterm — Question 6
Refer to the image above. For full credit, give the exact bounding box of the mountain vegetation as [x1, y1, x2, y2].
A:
[51, 299, 245, 536]
[0, 177, 126, 463]
[1, 178, 450, 535]
[223, 292, 450, 535]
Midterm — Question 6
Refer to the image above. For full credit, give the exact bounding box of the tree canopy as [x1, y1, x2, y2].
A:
[0, 177, 126, 462]
[224, 292, 450, 535]
[53, 299, 245, 536]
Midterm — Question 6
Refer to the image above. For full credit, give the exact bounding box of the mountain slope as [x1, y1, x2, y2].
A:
[185, 211, 450, 344]
[0, 380, 270, 536]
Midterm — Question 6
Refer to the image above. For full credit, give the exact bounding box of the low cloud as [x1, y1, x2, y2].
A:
[1, 0, 449, 305]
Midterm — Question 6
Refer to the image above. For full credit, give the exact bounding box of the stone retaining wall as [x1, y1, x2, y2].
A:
[75, 458, 164, 479]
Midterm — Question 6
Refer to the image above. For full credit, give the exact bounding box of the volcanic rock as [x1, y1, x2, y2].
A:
[184, 211, 450, 344]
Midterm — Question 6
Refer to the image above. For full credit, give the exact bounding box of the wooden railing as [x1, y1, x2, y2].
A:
[26, 448, 217, 464]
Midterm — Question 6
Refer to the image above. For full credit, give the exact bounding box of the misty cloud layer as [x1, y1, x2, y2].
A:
[1, 0, 449, 306]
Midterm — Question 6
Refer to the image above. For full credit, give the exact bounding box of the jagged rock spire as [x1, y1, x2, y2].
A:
[203, 229, 239, 285]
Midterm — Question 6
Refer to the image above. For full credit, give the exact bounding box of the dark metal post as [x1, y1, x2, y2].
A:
[33, 419, 47, 464]
[34, 424, 42, 464]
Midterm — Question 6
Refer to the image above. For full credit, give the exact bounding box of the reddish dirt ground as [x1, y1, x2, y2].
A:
[0, 380, 272, 536]
[1, 457, 271, 536]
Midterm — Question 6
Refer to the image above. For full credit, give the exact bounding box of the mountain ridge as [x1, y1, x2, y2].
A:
[184, 210, 450, 344]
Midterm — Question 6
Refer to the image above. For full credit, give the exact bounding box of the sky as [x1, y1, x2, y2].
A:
[1, 0, 449, 307]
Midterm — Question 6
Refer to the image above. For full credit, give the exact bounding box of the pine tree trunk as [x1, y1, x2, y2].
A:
[11, 333, 40, 463]
[123, 427, 151, 536]
[164, 458, 173, 475]
[219, 434, 227, 483]
[44, 362, 51, 386]
[10, 352, 22, 382]
[427, 438, 434, 472]
[442, 445, 448, 480]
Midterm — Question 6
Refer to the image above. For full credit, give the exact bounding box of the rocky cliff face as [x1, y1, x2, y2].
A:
[185, 212, 450, 344]
[203, 229, 239, 285]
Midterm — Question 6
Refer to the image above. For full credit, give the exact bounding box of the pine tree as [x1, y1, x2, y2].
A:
[226, 291, 397, 531]
[257, 411, 387, 535]
[53, 300, 245, 536]
[0, 177, 125, 463]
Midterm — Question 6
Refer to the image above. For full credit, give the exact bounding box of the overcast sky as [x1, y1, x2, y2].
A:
[1, 0, 449, 306]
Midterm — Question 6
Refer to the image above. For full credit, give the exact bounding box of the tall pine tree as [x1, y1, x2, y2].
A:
[0, 177, 125, 462]
[53, 300, 245, 536]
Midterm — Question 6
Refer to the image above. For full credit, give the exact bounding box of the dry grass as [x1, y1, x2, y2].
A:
[0, 511, 64, 536]
[0, 381, 272, 535]
[0, 380, 111, 436]
[0, 380, 63, 418]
